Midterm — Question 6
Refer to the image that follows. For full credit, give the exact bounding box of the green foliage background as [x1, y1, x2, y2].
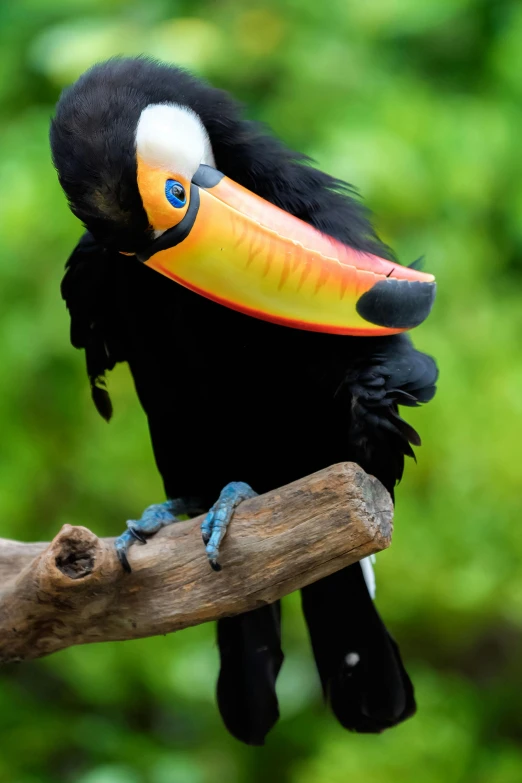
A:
[0, 0, 521, 781]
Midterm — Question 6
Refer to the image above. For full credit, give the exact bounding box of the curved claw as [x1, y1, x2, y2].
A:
[201, 482, 257, 570]
[117, 551, 131, 573]
[127, 524, 148, 544]
[114, 500, 180, 573]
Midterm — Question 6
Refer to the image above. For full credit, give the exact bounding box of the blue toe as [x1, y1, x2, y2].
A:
[201, 482, 257, 570]
[114, 500, 179, 573]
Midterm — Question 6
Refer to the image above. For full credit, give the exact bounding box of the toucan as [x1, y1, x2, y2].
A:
[51, 56, 438, 745]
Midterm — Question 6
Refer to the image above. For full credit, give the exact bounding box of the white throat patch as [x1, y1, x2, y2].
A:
[135, 103, 215, 180]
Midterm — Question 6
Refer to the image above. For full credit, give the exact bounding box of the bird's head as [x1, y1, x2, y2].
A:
[50, 57, 218, 254]
[51, 57, 436, 335]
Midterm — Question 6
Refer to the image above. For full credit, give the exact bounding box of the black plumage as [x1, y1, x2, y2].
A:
[54, 57, 438, 745]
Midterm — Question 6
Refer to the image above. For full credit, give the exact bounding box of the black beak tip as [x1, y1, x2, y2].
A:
[356, 279, 436, 330]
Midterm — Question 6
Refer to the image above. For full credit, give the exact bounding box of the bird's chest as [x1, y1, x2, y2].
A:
[121, 270, 351, 493]
[126, 273, 338, 430]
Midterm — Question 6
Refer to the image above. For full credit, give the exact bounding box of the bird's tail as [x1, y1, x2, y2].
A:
[301, 562, 415, 732]
[216, 601, 284, 745]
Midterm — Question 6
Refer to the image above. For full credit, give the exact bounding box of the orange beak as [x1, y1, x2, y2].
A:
[135, 161, 436, 336]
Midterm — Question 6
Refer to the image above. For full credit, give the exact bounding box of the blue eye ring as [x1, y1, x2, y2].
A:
[165, 179, 187, 208]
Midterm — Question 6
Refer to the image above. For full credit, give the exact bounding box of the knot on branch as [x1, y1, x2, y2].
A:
[35, 525, 113, 595]
[53, 525, 97, 580]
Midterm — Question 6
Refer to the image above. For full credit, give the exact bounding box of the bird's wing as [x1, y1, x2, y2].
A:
[338, 335, 438, 496]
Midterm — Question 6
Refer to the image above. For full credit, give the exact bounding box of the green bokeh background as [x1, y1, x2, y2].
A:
[0, 1, 521, 781]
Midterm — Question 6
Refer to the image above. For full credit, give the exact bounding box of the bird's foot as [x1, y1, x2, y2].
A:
[115, 498, 203, 573]
[201, 482, 257, 572]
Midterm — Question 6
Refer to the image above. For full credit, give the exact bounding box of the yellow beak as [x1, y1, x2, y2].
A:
[135, 161, 436, 336]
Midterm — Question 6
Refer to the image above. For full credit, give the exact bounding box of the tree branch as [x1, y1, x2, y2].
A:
[0, 462, 393, 664]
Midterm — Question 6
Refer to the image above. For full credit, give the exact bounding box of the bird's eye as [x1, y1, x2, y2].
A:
[165, 179, 186, 208]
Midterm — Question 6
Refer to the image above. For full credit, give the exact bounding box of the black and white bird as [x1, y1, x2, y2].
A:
[51, 56, 438, 745]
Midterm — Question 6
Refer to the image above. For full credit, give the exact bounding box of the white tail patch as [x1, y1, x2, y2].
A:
[136, 103, 215, 179]
[361, 555, 376, 600]
[345, 652, 360, 667]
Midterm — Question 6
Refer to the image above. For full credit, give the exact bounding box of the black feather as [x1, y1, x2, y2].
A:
[216, 604, 283, 746]
[302, 564, 416, 733]
[340, 339, 437, 492]
[408, 255, 425, 270]
[90, 378, 113, 422]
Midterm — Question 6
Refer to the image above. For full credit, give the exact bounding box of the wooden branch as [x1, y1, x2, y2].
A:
[0, 462, 393, 664]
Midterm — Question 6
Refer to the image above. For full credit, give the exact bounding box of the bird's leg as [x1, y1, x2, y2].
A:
[115, 497, 204, 573]
[201, 482, 257, 572]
